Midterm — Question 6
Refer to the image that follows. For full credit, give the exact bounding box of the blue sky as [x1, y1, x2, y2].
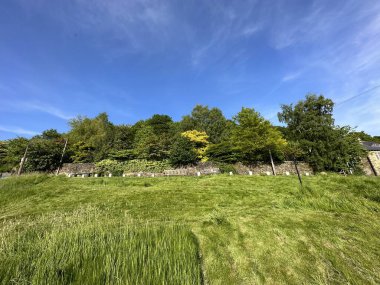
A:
[1, 0, 380, 139]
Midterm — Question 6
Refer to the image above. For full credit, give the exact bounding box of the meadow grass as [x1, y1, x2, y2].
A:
[0, 208, 202, 285]
[0, 174, 379, 284]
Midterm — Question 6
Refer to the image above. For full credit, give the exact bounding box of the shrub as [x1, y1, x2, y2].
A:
[95, 159, 124, 176]
[169, 136, 199, 167]
[96, 159, 171, 175]
[123, 159, 171, 173]
[216, 163, 237, 174]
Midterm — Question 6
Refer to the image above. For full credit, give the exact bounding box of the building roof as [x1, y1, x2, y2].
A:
[361, 141, 380, 151]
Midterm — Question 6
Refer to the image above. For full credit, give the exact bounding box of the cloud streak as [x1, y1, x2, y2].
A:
[0, 97, 74, 121]
[5, 0, 380, 136]
[24, 102, 74, 120]
[0, 126, 39, 136]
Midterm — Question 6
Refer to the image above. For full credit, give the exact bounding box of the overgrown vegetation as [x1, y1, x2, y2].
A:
[0, 210, 202, 285]
[278, 95, 365, 172]
[0, 174, 379, 284]
[95, 159, 171, 175]
[1, 94, 377, 174]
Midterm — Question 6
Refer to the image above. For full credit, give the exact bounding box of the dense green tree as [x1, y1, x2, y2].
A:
[41, 129, 62, 140]
[146, 114, 174, 135]
[112, 125, 134, 150]
[133, 125, 170, 160]
[231, 108, 287, 163]
[0, 141, 9, 172]
[352, 131, 380, 143]
[24, 130, 67, 172]
[70, 141, 95, 163]
[108, 125, 136, 161]
[130, 115, 176, 161]
[0, 138, 29, 172]
[68, 113, 114, 161]
[180, 105, 227, 143]
[278, 94, 364, 172]
[169, 136, 199, 167]
[206, 141, 241, 164]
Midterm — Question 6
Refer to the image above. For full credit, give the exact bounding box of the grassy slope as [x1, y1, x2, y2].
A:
[0, 174, 380, 284]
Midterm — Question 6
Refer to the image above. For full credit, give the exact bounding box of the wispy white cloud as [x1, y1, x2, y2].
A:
[0, 126, 39, 136]
[9, 0, 380, 135]
[335, 90, 380, 135]
[187, 1, 264, 68]
[16, 0, 177, 56]
[0, 98, 74, 121]
[282, 71, 302, 82]
[24, 102, 74, 120]
[241, 25, 260, 37]
[268, 0, 380, 134]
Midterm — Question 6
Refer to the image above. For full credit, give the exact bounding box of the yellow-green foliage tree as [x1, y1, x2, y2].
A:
[181, 130, 210, 162]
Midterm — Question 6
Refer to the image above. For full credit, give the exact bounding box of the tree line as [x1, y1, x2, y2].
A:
[1, 94, 378, 174]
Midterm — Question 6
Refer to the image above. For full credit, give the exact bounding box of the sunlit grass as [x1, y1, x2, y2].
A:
[0, 209, 202, 285]
[0, 174, 379, 284]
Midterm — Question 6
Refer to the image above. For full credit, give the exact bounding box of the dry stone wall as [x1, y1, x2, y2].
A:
[59, 161, 313, 176]
[234, 161, 313, 175]
[60, 163, 96, 175]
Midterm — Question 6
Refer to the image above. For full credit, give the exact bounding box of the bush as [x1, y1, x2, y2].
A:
[216, 163, 237, 174]
[123, 159, 171, 173]
[206, 142, 240, 164]
[96, 159, 171, 175]
[169, 136, 199, 167]
[95, 159, 124, 176]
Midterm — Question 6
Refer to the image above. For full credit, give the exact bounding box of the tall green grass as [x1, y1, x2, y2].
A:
[0, 209, 202, 285]
[1, 174, 380, 284]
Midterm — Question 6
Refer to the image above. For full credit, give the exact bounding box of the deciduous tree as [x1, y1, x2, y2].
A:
[231, 107, 287, 163]
[278, 94, 364, 172]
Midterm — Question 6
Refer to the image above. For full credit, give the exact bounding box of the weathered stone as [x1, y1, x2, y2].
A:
[0, 173, 11, 179]
[367, 151, 380, 176]
[59, 163, 96, 175]
[234, 161, 313, 176]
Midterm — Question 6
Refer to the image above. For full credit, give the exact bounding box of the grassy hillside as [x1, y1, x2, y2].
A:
[1, 174, 380, 284]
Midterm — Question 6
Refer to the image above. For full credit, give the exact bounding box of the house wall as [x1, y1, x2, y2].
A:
[368, 151, 380, 176]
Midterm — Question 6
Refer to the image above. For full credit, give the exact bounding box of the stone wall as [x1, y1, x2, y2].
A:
[163, 165, 220, 176]
[59, 161, 312, 177]
[234, 161, 313, 175]
[59, 163, 96, 175]
[0, 172, 12, 179]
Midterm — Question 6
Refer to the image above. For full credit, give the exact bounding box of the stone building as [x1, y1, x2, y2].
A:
[361, 141, 380, 176]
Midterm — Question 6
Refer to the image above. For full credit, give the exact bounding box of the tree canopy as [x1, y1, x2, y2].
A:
[278, 94, 364, 172]
[0, 95, 373, 174]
